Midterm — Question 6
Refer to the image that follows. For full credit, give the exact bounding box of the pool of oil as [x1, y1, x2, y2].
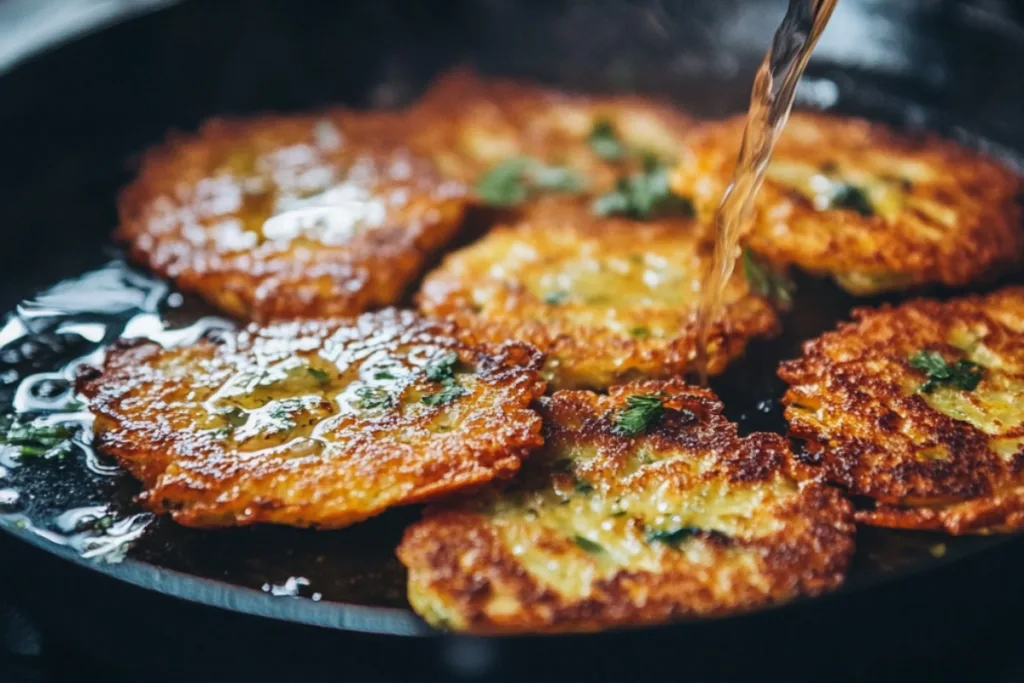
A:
[0, 70, 1020, 626]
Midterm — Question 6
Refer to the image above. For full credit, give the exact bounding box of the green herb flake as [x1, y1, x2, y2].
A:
[593, 163, 695, 220]
[373, 369, 397, 381]
[573, 535, 605, 554]
[307, 367, 331, 386]
[612, 394, 665, 437]
[589, 119, 626, 161]
[355, 386, 394, 411]
[629, 326, 651, 339]
[742, 248, 794, 308]
[574, 479, 595, 494]
[645, 525, 702, 548]
[829, 183, 874, 216]
[222, 407, 249, 428]
[543, 291, 570, 306]
[531, 165, 587, 193]
[909, 351, 984, 393]
[1, 420, 76, 460]
[424, 352, 459, 383]
[422, 383, 469, 407]
[476, 157, 585, 207]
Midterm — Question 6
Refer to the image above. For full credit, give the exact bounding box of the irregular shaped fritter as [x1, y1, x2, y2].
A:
[118, 113, 468, 322]
[75, 310, 546, 529]
[409, 68, 694, 200]
[398, 380, 854, 633]
[780, 287, 1024, 534]
[418, 201, 779, 390]
[672, 111, 1024, 294]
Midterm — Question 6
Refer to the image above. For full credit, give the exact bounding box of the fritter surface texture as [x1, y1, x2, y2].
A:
[118, 113, 467, 321]
[418, 201, 779, 389]
[398, 380, 854, 633]
[780, 287, 1024, 534]
[76, 310, 546, 529]
[672, 112, 1024, 294]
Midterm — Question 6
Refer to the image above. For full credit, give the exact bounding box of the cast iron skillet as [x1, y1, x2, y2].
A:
[1, 1, 1024, 681]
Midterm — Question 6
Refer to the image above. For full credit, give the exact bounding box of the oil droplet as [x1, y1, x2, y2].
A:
[261, 576, 312, 597]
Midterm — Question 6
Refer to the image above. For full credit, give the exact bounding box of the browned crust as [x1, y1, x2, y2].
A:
[397, 380, 855, 633]
[408, 67, 696, 194]
[417, 200, 778, 390]
[76, 309, 547, 529]
[780, 287, 1024, 534]
[673, 111, 1024, 293]
[117, 112, 467, 322]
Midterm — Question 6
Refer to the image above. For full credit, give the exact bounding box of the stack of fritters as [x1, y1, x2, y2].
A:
[77, 67, 1024, 633]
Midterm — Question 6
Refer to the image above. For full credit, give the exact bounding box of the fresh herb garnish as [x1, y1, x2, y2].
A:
[422, 383, 469, 406]
[645, 525, 701, 548]
[476, 157, 586, 207]
[589, 119, 626, 161]
[356, 386, 394, 410]
[307, 367, 331, 386]
[742, 248, 794, 308]
[573, 535, 605, 554]
[629, 326, 651, 339]
[574, 479, 595, 494]
[612, 394, 665, 437]
[909, 351, 984, 393]
[543, 291, 569, 306]
[222, 407, 249, 428]
[829, 183, 874, 216]
[0, 419, 76, 460]
[593, 162, 695, 220]
[373, 369, 397, 381]
[424, 352, 459, 383]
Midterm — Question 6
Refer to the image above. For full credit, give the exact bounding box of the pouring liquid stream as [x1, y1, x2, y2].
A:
[693, 0, 838, 384]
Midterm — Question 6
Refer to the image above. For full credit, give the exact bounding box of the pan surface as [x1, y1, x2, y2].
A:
[1, 0, 1024, 679]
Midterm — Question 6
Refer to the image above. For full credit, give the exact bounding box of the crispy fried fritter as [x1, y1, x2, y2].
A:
[780, 287, 1024, 534]
[417, 201, 779, 390]
[409, 68, 694, 198]
[118, 113, 468, 322]
[672, 111, 1024, 294]
[398, 380, 854, 633]
[75, 309, 546, 529]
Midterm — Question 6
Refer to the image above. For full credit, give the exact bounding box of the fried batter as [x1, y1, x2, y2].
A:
[118, 112, 468, 322]
[398, 380, 854, 633]
[417, 201, 779, 390]
[409, 68, 694, 199]
[780, 287, 1024, 534]
[75, 309, 546, 529]
[672, 111, 1024, 294]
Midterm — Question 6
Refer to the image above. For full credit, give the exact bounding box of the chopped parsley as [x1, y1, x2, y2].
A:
[355, 386, 394, 410]
[222, 407, 249, 428]
[611, 394, 665, 437]
[593, 161, 694, 220]
[421, 383, 469, 406]
[574, 479, 595, 494]
[543, 291, 569, 306]
[909, 351, 984, 393]
[573, 535, 605, 554]
[306, 367, 331, 386]
[476, 157, 586, 207]
[373, 369, 397, 381]
[629, 326, 651, 339]
[645, 525, 701, 548]
[742, 248, 794, 308]
[0, 418, 76, 460]
[829, 183, 874, 216]
[424, 352, 459, 383]
[588, 119, 626, 161]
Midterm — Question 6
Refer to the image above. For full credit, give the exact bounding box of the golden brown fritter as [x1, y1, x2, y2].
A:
[409, 67, 694, 200]
[75, 309, 546, 529]
[672, 111, 1024, 294]
[398, 380, 854, 633]
[118, 112, 468, 322]
[780, 287, 1024, 534]
[417, 201, 780, 390]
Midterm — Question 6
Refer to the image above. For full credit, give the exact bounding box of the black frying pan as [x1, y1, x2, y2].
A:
[2, 1, 1024, 681]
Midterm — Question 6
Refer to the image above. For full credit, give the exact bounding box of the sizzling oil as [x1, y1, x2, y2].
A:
[694, 0, 838, 382]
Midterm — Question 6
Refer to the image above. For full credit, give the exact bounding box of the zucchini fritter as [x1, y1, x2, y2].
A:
[75, 310, 546, 529]
[398, 380, 854, 633]
[409, 68, 694, 200]
[417, 201, 779, 390]
[118, 113, 467, 322]
[780, 287, 1024, 534]
[672, 111, 1024, 294]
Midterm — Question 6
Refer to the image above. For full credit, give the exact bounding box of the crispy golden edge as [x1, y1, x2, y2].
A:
[417, 201, 779, 390]
[398, 379, 855, 633]
[780, 287, 1024, 534]
[408, 67, 696, 190]
[117, 112, 468, 322]
[75, 309, 547, 529]
[673, 111, 1024, 293]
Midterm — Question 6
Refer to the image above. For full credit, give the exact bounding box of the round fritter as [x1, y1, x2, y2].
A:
[417, 201, 780, 390]
[75, 309, 546, 529]
[409, 67, 694, 199]
[780, 287, 1024, 534]
[118, 112, 468, 322]
[672, 111, 1024, 295]
[397, 380, 854, 633]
